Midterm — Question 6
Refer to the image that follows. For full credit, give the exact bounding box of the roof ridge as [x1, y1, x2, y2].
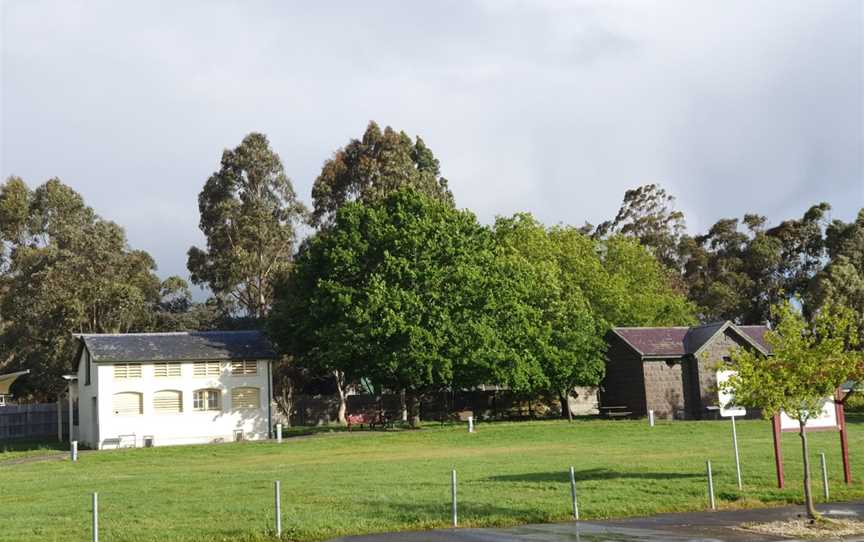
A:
[612, 326, 692, 330]
[78, 330, 262, 338]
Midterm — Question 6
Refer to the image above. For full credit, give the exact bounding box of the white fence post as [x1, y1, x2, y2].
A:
[648, 410, 655, 427]
[569, 466, 579, 520]
[820, 452, 829, 502]
[274, 480, 282, 536]
[92, 492, 98, 542]
[71, 441, 78, 462]
[276, 423, 282, 443]
[467, 416, 474, 433]
[706, 460, 716, 510]
[451, 469, 458, 527]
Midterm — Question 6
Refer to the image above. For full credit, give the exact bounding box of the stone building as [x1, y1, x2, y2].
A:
[601, 321, 770, 420]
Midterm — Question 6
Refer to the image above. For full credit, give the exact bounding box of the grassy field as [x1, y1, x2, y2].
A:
[1, 417, 863, 542]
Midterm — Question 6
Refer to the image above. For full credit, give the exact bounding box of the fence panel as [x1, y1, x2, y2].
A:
[0, 403, 64, 440]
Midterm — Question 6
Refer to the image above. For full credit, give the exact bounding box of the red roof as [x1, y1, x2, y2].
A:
[612, 322, 770, 357]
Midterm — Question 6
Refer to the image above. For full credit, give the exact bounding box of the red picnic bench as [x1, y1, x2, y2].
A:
[347, 411, 387, 430]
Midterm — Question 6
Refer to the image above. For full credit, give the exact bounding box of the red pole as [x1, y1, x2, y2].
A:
[837, 399, 852, 485]
[773, 414, 785, 489]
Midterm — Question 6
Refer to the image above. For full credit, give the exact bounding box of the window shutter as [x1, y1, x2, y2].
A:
[155, 363, 181, 377]
[114, 363, 142, 379]
[112, 392, 142, 416]
[231, 387, 260, 410]
[231, 360, 257, 375]
[193, 361, 221, 377]
[153, 390, 183, 413]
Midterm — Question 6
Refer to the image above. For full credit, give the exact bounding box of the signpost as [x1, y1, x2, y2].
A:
[717, 370, 745, 489]
[771, 396, 850, 489]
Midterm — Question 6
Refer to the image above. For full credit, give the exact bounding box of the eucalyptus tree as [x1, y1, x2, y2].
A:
[0, 177, 187, 397]
[310, 121, 452, 227]
[188, 133, 307, 319]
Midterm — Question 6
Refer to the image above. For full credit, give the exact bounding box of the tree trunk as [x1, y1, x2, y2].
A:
[559, 392, 573, 422]
[274, 375, 293, 427]
[406, 391, 420, 427]
[799, 420, 820, 520]
[333, 370, 347, 425]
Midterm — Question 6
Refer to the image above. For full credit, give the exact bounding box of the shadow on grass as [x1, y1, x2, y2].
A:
[485, 468, 702, 483]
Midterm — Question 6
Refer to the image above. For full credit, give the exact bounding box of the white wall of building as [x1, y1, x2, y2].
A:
[75, 349, 272, 449]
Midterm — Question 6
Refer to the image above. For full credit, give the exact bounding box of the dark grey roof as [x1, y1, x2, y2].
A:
[612, 321, 771, 358]
[78, 331, 276, 363]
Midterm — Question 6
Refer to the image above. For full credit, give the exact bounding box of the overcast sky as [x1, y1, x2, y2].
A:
[1, 0, 862, 294]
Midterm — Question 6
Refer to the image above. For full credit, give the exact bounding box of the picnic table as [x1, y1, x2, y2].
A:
[599, 406, 633, 419]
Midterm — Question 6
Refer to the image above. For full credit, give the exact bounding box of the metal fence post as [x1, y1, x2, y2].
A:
[92, 492, 98, 542]
[569, 466, 579, 520]
[468, 416, 474, 433]
[276, 423, 283, 443]
[71, 440, 78, 462]
[451, 469, 458, 527]
[648, 410, 655, 427]
[706, 460, 716, 510]
[274, 480, 282, 536]
[820, 452, 830, 502]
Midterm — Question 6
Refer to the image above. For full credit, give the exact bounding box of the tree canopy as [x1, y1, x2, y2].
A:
[188, 133, 307, 319]
[270, 189, 498, 424]
[310, 121, 453, 227]
[0, 177, 203, 397]
[724, 300, 861, 518]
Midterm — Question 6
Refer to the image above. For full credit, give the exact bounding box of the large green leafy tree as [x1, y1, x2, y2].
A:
[270, 189, 501, 425]
[493, 215, 606, 420]
[310, 121, 453, 227]
[188, 133, 307, 319]
[0, 177, 193, 398]
[725, 301, 860, 519]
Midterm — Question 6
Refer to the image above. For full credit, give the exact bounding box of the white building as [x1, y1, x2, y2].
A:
[67, 330, 277, 449]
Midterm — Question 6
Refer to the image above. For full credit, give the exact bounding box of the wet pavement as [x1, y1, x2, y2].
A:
[329, 502, 864, 541]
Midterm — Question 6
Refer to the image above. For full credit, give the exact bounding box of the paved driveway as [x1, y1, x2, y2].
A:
[329, 502, 864, 542]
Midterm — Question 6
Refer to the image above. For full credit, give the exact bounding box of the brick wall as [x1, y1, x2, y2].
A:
[642, 360, 685, 419]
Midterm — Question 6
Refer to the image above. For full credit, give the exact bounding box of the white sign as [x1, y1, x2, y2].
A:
[779, 399, 838, 431]
[716, 370, 747, 417]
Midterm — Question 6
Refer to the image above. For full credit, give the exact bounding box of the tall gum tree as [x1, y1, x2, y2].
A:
[310, 121, 453, 227]
[188, 133, 307, 319]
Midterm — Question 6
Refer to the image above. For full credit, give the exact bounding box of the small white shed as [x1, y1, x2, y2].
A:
[69, 330, 277, 449]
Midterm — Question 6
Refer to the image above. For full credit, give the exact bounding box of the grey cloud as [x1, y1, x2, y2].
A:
[1, 0, 861, 293]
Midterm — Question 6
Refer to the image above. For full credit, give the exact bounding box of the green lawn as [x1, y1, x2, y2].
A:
[1, 417, 863, 542]
[0, 438, 67, 462]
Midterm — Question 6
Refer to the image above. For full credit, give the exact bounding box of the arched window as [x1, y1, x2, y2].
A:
[112, 392, 142, 416]
[231, 387, 260, 410]
[193, 389, 221, 411]
[153, 390, 183, 414]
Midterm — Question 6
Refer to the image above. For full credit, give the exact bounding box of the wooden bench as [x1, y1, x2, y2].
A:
[347, 411, 387, 430]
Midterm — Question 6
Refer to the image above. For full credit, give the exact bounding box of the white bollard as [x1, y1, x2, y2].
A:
[92, 492, 98, 542]
[569, 466, 579, 520]
[276, 423, 283, 443]
[451, 469, 458, 527]
[468, 416, 474, 433]
[274, 480, 282, 536]
[71, 440, 78, 462]
[706, 460, 716, 510]
[820, 452, 829, 502]
[648, 410, 655, 427]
